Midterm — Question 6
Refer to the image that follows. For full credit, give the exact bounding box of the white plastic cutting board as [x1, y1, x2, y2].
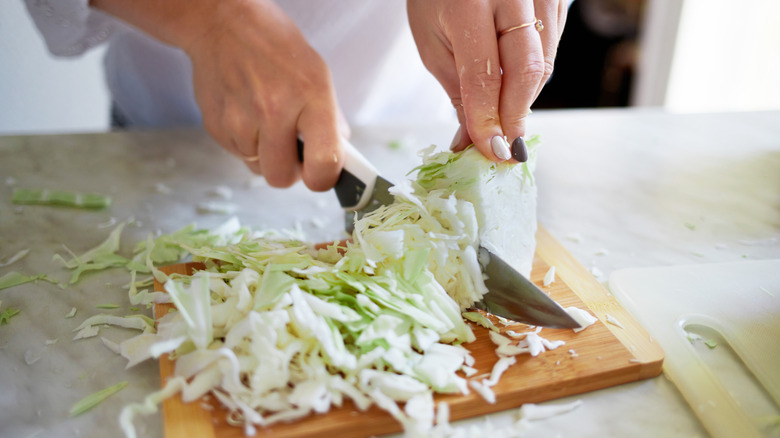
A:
[609, 260, 780, 438]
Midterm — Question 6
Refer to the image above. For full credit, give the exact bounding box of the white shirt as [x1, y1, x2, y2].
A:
[24, 0, 455, 128]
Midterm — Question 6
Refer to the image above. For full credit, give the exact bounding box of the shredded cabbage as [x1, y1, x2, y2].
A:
[606, 313, 625, 329]
[0, 248, 30, 268]
[96, 303, 120, 309]
[462, 311, 500, 332]
[0, 301, 21, 325]
[53, 222, 130, 284]
[70, 381, 128, 416]
[543, 266, 556, 287]
[73, 314, 155, 336]
[117, 219, 481, 436]
[115, 140, 555, 437]
[0, 271, 54, 291]
[565, 306, 598, 333]
[12, 187, 111, 209]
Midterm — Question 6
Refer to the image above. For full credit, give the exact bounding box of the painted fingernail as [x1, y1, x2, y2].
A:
[491, 135, 511, 161]
[450, 126, 462, 150]
[511, 137, 528, 162]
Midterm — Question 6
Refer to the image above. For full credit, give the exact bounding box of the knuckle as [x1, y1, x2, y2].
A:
[199, 101, 223, 134]
[420, 55, 451, 80]
[544, 59, 555, 77]
[202, 118, 231, 149]
[468, 112, 499, 128]
[219, 108, 255, 153]
[294, 56, 331, 93]
[462, 67, 502, 94]
[519, 58, 546, 84]
[449, 96, 464, 110]
[501, 111, 529, 127]
[542, 59, 555, 83]
[219, 105, 240, 128]
[250, 92, 282, 120]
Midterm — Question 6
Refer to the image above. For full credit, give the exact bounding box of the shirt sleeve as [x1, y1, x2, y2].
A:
[23, 0, 120, 57]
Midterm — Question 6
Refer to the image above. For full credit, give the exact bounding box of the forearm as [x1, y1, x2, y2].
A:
[89, 0, 343, 191]
[89, 0, 257, 51]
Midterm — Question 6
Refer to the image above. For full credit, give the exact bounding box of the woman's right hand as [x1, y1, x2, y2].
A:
[92, 0, 347, 191]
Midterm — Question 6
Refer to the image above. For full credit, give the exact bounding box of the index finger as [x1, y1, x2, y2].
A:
[447, 3, 511, 162]
[297, 98, 343, 192]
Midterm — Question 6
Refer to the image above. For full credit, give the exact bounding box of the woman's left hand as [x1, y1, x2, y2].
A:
[407, 0, 568, 162]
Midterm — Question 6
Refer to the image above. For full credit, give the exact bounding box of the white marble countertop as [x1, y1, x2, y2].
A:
[1, 108, 778, 438]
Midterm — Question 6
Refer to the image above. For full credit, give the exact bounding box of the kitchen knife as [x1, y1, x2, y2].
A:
[299, 138, 580, 329]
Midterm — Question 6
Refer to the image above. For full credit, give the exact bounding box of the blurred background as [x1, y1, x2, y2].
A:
[1, 0, 779, 134]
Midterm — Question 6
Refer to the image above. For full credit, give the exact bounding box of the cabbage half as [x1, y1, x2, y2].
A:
[412, 140, 539, 283]
[119, 140, 541, 437]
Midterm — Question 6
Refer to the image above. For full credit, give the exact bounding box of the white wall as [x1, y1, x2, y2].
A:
[634, 0, 780, 113]
[665, 0, 780, 113]
[0, 1, 110, 134]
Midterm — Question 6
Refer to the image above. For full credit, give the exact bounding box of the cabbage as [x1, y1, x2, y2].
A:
[52, 222, 130, 284]
[118, 141, 546, 437]
[0, 248, 29, 267]
[0, 301, 21, 325]
[543, 266, 556, 287]
[408, 140, 540, 303]
[0, 271, 53, 291]
[565, 307, 598, 333]
[69, 381, 128, 416]
[12, 187, 111, 209]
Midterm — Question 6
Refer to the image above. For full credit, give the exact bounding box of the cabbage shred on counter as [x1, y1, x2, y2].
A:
[119, 140, 543, 437]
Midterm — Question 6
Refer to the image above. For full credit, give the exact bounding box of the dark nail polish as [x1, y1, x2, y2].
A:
[511, 137, 528, 162]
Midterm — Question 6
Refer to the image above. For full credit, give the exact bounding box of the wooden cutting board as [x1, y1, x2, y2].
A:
[153, 226, 664, 437]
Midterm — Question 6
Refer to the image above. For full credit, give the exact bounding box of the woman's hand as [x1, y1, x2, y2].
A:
[407, 0, 567, 162]
[92, 0, 346, 191]
[187, 1, 346, 191]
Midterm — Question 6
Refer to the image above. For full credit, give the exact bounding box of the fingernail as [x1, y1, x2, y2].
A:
[511, 137, 528, 162]
[450, 126, 462, 150]
[491, 135, 511, 161]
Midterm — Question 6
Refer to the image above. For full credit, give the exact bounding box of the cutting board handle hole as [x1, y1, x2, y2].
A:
[682, 323, 780, 423]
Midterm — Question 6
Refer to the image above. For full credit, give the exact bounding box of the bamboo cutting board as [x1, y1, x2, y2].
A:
[153, 226, 664, 437]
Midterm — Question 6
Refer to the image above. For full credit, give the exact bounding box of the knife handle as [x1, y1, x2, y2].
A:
[297, 137, 379, 211]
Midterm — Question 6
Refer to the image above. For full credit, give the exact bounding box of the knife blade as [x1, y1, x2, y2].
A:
[472, 247, 580, 329]
[298, 137, 580, 328]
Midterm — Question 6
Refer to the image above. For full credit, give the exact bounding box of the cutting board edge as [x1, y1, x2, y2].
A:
[156, 355, 657, 438]
[535, 226, 665, 371]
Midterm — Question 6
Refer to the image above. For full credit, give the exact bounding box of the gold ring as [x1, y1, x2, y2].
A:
[242, 155, 260, 162]
[498, 18, 544, 37]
